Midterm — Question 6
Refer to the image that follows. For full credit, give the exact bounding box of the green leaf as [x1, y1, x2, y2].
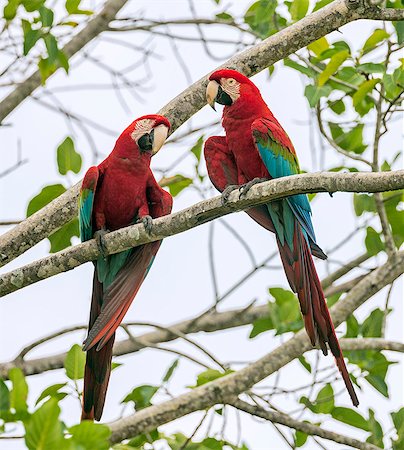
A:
[35, 383, 67, 406]
[328, 123, 366, 154]
[215, 12, 233, 20]
[44, 34, 59, 62]
[0, 379, 10, 412]
[294, 429, 308, 447]
[122, 385, 159, 409]
[251, 288, 303, 337]
[244, 0, 278, 38]
[27, 184, 66, 217]
[190, 135, 204, 163]
[353, 193, 376, 216]
[313, 0, 332, 11]
[362, 29, 390, 54]
[284, 58, 316, 77]
[362, 308, 385, 337]
[127, 429, 160, 447]
[394, 21, 404, 44]
[165, 174, 193, 197]
[64, 344, 85, 380]
[57, 136, 82, 175]
[69, 421, 111, 450]
[163, 359, 179, 383]
[366, 409, 384, 447]
[4, 0, 21, 20]
[391, 408, 404, 449]
[48, 218, 79, 253]
[9, 368, 28, 414]
[298, 355, 311, 373]
[365, 227, 384, 256]
[23, 23, 41, 55]
[25, 399, 64, 450]
[22, 0, 45, 12]
[57, 50, 69, 73]
[38, 57, 57, 83]
[308, 36, 329, 56]
[289, 0, 309, 21]
[328, 98, 345, 114]
[304, 84, 332, 107]
[357, 63, 385, 74]
[189, 369, 233, 388]
[318, 50, 349, 86]
[352, 79, 378, 116]
[65, 0, 80, 13]
[39, 5, 53, 26]
[301, 384, 334, 414]
[331, 407, 369, 431]
[365, 373, 389, 397]
[345, 314, 359, 338]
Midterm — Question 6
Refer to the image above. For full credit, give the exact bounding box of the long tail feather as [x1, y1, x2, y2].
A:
[277, 224, 359, 407]
[81, 274, 115, 421]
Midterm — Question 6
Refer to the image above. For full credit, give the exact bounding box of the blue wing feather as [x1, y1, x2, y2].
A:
[253, 122, 318, 247]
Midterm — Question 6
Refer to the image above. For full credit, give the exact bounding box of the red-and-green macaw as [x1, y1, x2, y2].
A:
[79, 114, 173, 420]
[204, 69, 358, 406]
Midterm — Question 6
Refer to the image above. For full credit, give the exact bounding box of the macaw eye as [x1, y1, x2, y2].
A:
[227, 78, 236, 85]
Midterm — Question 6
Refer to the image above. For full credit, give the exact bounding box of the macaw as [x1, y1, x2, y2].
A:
[79, 114, 173, 420]
[204, 69, 358, 406]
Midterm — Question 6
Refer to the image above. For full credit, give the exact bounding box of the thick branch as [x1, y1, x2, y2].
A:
[0, 0, 129, 124]
[1, 171, 403, 297]
[231, 400, 381, 450]
[107, 250, 404, 443]
[2, 0, 403, 267]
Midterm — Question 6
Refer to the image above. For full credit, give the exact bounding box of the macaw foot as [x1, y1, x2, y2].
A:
[239, 177, 268, 199]
[138, 215, 153, 234]
[94, 229, 110, 259]
[221, 185, 239, 206]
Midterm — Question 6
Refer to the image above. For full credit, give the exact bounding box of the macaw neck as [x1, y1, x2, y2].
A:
[101, 140, 151, 175]
[222, 92, 271, 128]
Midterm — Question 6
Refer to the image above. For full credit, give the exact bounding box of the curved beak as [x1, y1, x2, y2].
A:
[152, 124, 169, 156]
[206, 80, 219, 111]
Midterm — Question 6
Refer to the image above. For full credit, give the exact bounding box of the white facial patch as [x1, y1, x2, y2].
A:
[130, 118, 155, 142]
[221, 77, 240, 102]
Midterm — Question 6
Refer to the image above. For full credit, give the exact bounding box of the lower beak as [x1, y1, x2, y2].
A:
[206, 80, 219, 111]
[152, 124, 169, 156]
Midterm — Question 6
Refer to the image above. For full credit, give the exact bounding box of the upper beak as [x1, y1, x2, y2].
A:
[206, 80, 219, 111]
[152, 124, 169, 156]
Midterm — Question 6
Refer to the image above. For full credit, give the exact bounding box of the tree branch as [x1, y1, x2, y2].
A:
[106, 250, 404, 443]
[0, 269, 368, 378]
[1, 0, 403, 268]
[1, 171, 403, 297]
[230, 399, 381, 450]
[0, 0, 129, 124]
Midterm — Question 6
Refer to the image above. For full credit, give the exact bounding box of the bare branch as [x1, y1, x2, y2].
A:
[1, 170, 403, 297]
[230, 399, 381, 450]
[321, 251, 371, 288]
[0, 0, 129, 123]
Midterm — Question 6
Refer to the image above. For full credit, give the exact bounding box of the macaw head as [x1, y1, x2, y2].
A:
[206, 69, 260, 110]
[128, 114, 171, 156]
[116, 114, 170, 160]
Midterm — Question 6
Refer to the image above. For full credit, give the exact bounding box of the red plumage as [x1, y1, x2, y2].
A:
[80, 114, 172, 420]
[204, 69, 358, 406]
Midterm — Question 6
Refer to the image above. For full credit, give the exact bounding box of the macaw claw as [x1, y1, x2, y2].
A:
[94, 229, 110, 259]
[139, 215, 153, 234]
[221, 184, 240, 206]
[239, 177, 268, 199]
